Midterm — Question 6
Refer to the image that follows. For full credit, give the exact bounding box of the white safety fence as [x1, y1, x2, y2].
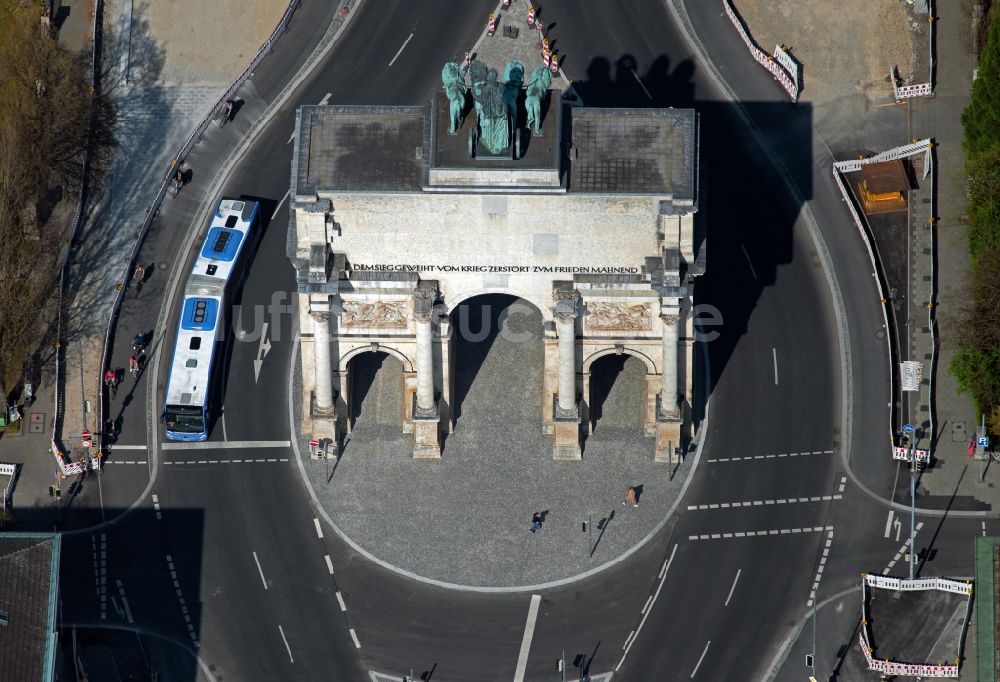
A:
[0, 462, 18, 505]
[722, 0, 799, 101]
[833, 138, 933, 173]
[859, 631, 958, 678]
[864, 574, 973, 596]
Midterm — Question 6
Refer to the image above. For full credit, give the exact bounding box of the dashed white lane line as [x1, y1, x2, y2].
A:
[641, 595, 653, 614]
[688, 495, 841, 510]
[152, 494, 161, 520]
[388, 32, 414, 67]
[689, 526, 833, 541]
[708, 449, 834, 463]
[882, 521, 925, 575]
[100, 534, 107, 620]
[325, 555, 334, 575]
[838, 476, 847, 493]
[115, 579, 134, 624]
[691, 640, 711, 677]
[313, 518, 324, 539]
[616, 544, 677, 672]
[740, 244, 758, 280]
[349, 628, 361, 649]
[166, 554, 198, 648]
[513, 594, 542, 682]
[278, 624, 294, 662]
[724, 569, 741, 607]
[807, 528, 834, 607]
[253, 551, 268, 590]
[772, 348, 779, 385]
[336, 591, 347, 612]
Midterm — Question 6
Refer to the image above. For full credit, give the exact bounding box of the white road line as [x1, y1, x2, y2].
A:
[272, 189, 290, 220]
[313, 518, 324, 538]
[691, 641, 711, 677]
[325, 555, 334, 574]
[388, 32, 414, 67]
[622, 630, 636, 650]
[221, 414, 228, 442]
[772, 348, 779, 385]
[838, 476, 847, 493]
[740, 244, 758, 279]
[109, 444, 146, 450]
[724, 569, 741, 606]
[688, 526, 833, 540]
[336, 591, 347, 612]
[349, 628, 361, 649]
[252, 551, 268, 590]
[617, 544, 677, 672]
[629, 67, 653, 100]
[884, 510, 895, 538]
[641, 595, 653, 614]
[319, 92, 332, 106]
[513, 594, 542, 682]
[984, 521, 987, 537]
[807, 529, 834, 607]
[278, 625, 294, 662]
[688, 495, 841, 510]
[161, 440, 291, 450]
[707, 449, 833, 463]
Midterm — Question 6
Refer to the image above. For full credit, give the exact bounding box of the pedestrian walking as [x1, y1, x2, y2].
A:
[530, 512, 543, 533]
[624, 486, 638, 508]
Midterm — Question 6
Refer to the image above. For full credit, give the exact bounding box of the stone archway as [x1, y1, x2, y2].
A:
[587, 354, 648, 438]
[447, 294, 544, 433]
[345, 351, 404, 438]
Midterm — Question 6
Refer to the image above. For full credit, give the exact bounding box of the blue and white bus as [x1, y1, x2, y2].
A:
[164, 198, 260, 441]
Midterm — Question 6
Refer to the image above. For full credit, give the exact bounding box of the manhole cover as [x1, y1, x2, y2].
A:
[951, 421, 966, 442]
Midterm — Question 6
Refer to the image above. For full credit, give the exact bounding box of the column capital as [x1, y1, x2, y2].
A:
[412, 287, 438, 323]
[553, 289, 580, 322]
[659, 312, 680, 325]
[310, 311, 331, 323]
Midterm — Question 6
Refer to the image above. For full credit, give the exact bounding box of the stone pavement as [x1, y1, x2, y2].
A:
[296, 297, 695, 588]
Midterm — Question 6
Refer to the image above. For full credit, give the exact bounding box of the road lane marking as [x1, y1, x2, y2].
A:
[272, 190, 290, 220]
[336, 591, 347, 612]
[325, 555, 334, 574]
[388, 33, 414, 67]
[689, 526, 833, 541]
[984, 521, 987, 537]
[687, 495, 841, 510]
[724, 569, 741, 606]
[617, 544, 676, 672]
[838, 476, 847, 493]
[152, 494, 161, 520]
[740, 244, 758, 279]
[691, 641, 711, 677]
[278, 624, 294, 662]
[707, 449, 833, 462]
[882, 521, 924, 575]
[349, 628, 361, 648]
[513, 594, 542, 682]
[629, 67, 653, 100]
[161, 440, 290, 450]
[807, 529, 834, 607]
[772, 348, 779, 385]
[162, 458, 288, 464]
[313, 518, 324, 539]
[109, 444, 146, 450]
[622, 630, 635, 649]
[253, 551, 268, 590]
[319, 92, 332, 106]
[884, 510, 895, 538]
[166, 555, 198, 647]
[641, 596, 653, 614]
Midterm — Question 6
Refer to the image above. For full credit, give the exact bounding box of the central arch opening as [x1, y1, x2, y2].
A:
[449, 294, 544, 433]
[347, 351, 403, 439]
[588, 354, 646, 439]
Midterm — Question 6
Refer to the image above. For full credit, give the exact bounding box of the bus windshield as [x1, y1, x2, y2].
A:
[165, 405, 204, 434]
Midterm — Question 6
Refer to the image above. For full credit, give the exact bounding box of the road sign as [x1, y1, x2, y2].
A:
[902, 424, 914, 433]
[308, 438, 319, 448]
[81, 429, 91, 440]
[978, 436, 989, 447]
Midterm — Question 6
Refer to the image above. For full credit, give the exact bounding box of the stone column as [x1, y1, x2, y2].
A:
[412, 287, 441, 458]
[656, 308, 682, 462]
[660, 312, 680, 418]
[312, 311, 334, 415]
[552, 290, 581, 459]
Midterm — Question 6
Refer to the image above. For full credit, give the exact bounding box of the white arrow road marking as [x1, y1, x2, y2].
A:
[893, 518, 901, 543]
[254, 322, 271, 383]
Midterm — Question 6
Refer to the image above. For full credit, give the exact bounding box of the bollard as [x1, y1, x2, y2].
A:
[550, 55, 559, 74]
[542, 52, 550, 67]
[488, 12, 496, 35]
[527, 7, 535, 25]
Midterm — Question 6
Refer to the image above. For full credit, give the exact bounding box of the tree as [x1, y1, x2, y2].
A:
[963, 11, 1000, 162]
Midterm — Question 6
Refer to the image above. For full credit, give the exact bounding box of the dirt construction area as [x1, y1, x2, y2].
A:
[734, 0, 920, 106]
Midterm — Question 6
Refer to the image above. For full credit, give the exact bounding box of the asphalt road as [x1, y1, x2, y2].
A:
[53, 0, 995, 680]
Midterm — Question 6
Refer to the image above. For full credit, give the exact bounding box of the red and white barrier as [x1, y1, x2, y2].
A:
[550, 55, 559, 74]
[891, 66, 933, 101]
[488, 12, 496, 35]
[892, 446, 930, 465]
[722, 0, 798, 101]
[864, 574, 973, 596]
[527, 7, 535, 25]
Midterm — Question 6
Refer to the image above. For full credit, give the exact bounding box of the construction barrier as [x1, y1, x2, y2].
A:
[891, 66, 933, 102]
[858, 632, 959, 678]
[773, 44, 800, 94]
[864, 574, 973, 596]
[892, 446, 930, 464]
[833, 138, 933, 173]
[722, 0, 798, 100]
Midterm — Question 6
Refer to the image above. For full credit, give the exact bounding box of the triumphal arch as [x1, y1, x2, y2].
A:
[287, 58, 704, 461]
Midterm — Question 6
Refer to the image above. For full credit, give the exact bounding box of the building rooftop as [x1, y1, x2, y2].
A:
[0, 533, 60, 682]
[293, 99, 697, 200]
